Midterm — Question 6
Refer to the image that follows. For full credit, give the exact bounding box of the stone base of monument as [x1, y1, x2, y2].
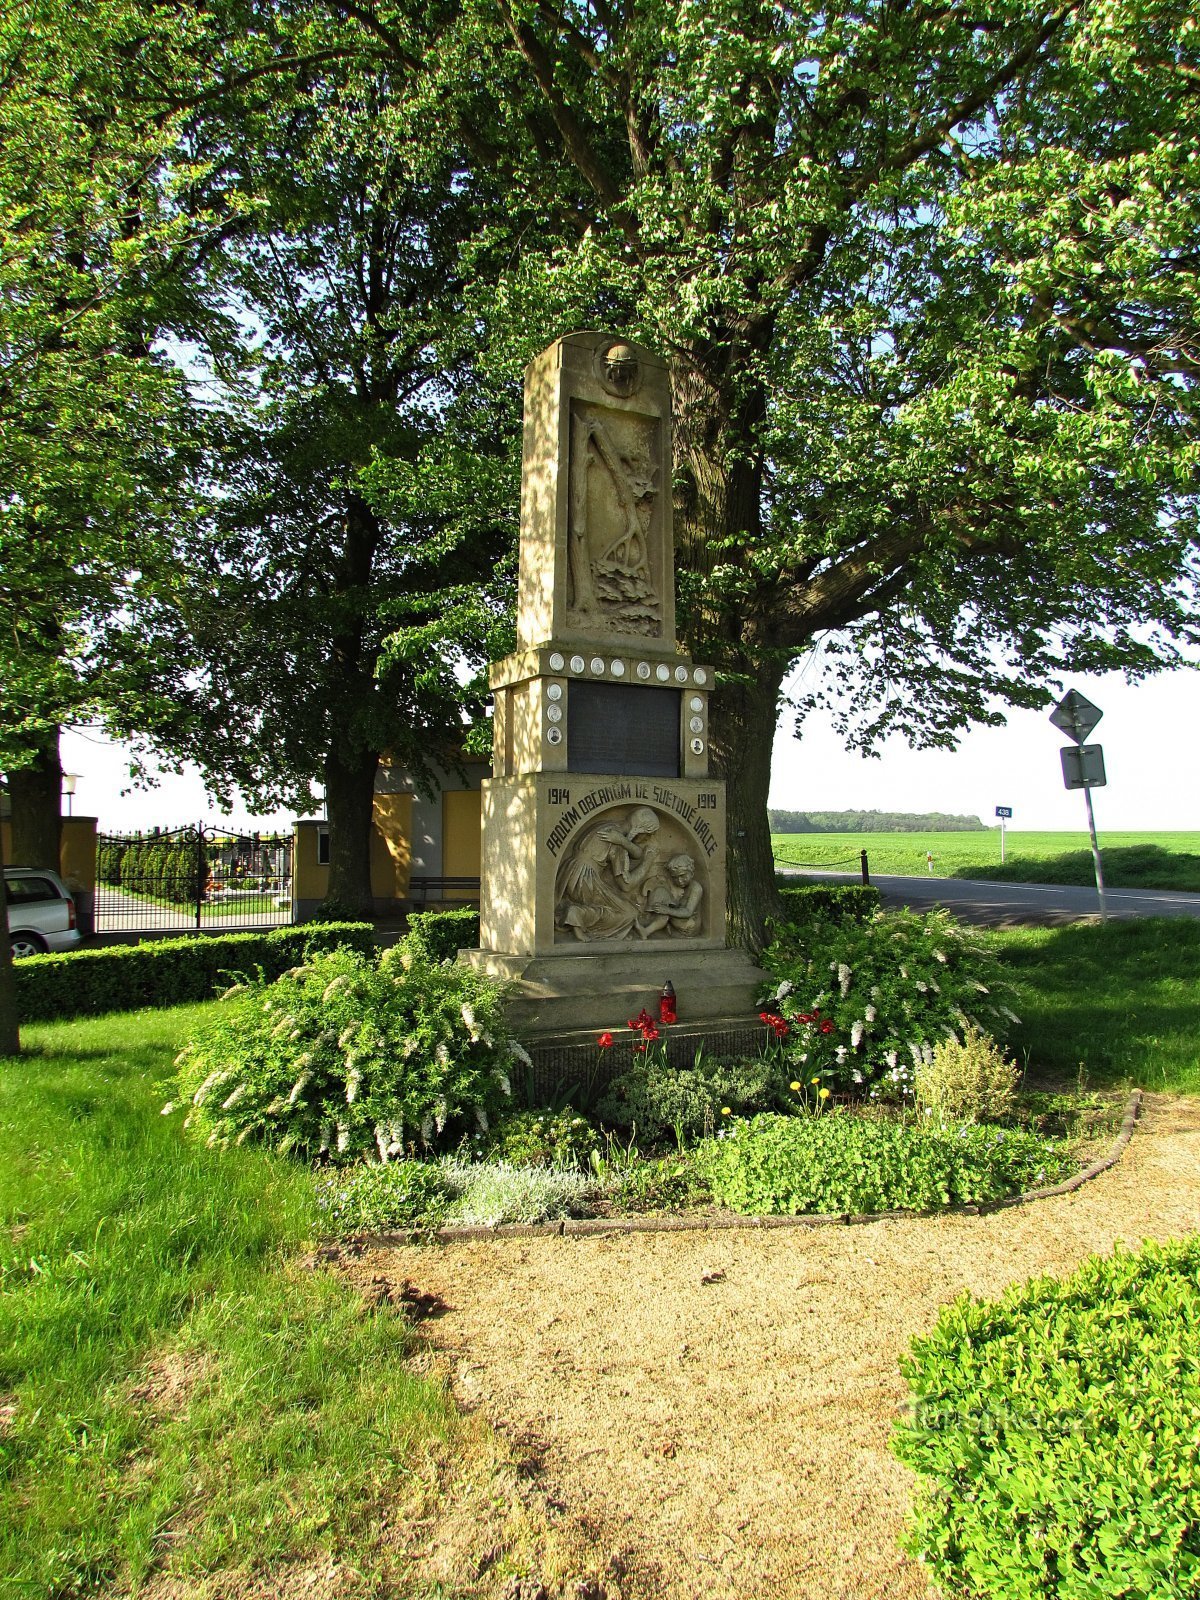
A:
[459, 945, 768, 1037]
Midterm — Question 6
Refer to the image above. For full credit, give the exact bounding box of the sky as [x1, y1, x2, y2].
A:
[59, 663, 1199, 836]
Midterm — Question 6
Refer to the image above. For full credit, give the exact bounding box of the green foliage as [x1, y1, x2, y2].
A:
[104, 833, 202, 904]
[13, 924, 375, 1023]
[596, 1053, 794, 1144]
[175, 947, 516, 1161]
[315, 1155, 595, 1231]
[401, 906, 481, 966]
[314, 1159, 452, 1233]
[483, 1107, 600, 1169]
[0, 1004, 454, 1592]
[774, 883, 881, 925]
[437, 1159, 596, 1227]
[894, 1237, 1200, 1600]
[763, 909, 1018, 1094]
[772, 810, 987, 834]
[698, 1113, 1071, 1216]
[915, 1028, 1021, 1126]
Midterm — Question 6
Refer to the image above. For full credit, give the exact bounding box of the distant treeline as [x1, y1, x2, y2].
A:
[770, 809, 987, 834]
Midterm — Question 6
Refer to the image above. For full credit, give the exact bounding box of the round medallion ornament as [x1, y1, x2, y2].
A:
[610, 659, 625, 676]
[547, 682, 563, 701]
[690, 737, 705, 755]
[693, 668, 707, 685]
[547, 704, 563, 724]
[637, 662, 651, 680]
[689, 716, 704, 733]
[570, 655, 585, 674]
[655, 664, 671, 682]
[546, 726, 563, 745]
[675, 665, 688, 682]
[594, 339, 642, 398]
[689, 695, 704, 712]
[549, 652, 564, 672]
[590, 656, 605, 675]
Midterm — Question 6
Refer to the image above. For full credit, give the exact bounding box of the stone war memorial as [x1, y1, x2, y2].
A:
[462, 332, 765, 1061]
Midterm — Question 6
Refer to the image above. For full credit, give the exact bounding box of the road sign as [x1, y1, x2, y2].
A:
[1050, 689, 1102, 745]
[995, 806, 1013, 819]
[1060, 743, 1107, 790]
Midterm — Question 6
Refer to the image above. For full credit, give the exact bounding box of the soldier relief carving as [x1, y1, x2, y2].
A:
[567, 383, 663, 639]
[554, 805, 706, 942]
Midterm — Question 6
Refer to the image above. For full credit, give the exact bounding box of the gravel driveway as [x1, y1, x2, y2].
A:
[351, 1093, 1200, 1599]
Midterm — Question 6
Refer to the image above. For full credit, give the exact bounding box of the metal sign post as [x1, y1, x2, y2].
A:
[995, 805, 1012, 863]
[1052, 692, 1108, 921]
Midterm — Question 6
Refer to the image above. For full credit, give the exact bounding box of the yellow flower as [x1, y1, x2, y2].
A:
[720, 1106, 732, 1116]
[790, 1080, 802, 1091]
[819, 1087, 831, 1100]
[810, 1076, 820, 1085]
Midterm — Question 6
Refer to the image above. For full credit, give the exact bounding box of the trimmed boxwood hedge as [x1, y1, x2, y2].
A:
[14, 923, 376, 1023]
[774, 882, 881, 924]
[402, 906, 481, 965]
[893, 1236, 1200, 1599]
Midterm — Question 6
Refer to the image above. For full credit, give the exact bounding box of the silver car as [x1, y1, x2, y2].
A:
[4, 867, 82, 958]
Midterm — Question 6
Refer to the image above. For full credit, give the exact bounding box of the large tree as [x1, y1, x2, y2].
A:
[0, 0, 248, 865]
[352, 0, 1200, 944]
[112, 54, 516, 912]
[0, 0, 225, 1045]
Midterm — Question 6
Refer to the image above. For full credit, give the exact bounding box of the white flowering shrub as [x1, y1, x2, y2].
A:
[761, 908, 1019, 1096]
[175, 946, 518, 1161]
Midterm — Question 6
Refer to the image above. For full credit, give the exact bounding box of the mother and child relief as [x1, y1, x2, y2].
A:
[554, 804, 704, 941]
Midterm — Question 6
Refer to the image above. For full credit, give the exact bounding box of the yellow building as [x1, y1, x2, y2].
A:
[292, 758, 485, 920]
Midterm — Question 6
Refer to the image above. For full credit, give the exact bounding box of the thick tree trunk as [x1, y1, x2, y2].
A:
[8, 728, 62, 870]
[322, 745, 379, 918]
[670, 354, 784, 952]
[709, 660, 786, 952]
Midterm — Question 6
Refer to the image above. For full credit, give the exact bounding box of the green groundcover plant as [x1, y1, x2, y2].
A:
[697, 1112, 1070, 1215]
[595, 1051, 797, 1143]
[762, 908, 1019, 1095]
[315, 1156, 597, 1231]
[174, 945, 520, 1161]
[893, 1237, 1200, 1600]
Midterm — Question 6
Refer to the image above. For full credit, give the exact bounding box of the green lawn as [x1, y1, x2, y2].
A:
[773, 829, 1200, 891]
[988, 918, 1200, 1096]
[0, 1006, 458, 1595]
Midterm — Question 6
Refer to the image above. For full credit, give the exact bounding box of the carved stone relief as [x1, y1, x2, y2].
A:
[553, 804, 708, 943]
[566, 401, 662, 638]
[593, 340, 642, 398]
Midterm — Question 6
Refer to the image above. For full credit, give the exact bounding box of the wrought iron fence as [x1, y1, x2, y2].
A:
[94, 825, 293, 933]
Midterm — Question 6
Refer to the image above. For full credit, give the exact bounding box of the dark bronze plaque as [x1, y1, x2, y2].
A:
[567, 682, 680, 777]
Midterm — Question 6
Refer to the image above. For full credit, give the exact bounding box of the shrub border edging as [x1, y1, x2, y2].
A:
[355, 1088, 1143, 1245]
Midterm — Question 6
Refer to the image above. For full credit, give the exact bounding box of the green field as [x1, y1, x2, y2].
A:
[773, 830, 1200, 891]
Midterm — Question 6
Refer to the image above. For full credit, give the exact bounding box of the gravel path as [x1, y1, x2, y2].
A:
[354, 1094, 1200, 1600]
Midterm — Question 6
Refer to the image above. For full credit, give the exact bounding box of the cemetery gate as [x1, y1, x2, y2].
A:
[94, 825, 293, 933]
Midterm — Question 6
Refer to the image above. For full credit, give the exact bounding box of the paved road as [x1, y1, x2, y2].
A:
[781, 868, 1200, 927]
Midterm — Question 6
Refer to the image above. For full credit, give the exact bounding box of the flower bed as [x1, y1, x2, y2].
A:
[168, 906, 1113, 1234]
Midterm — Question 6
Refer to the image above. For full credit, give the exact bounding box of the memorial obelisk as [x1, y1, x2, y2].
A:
[462, 333, 765, 1046]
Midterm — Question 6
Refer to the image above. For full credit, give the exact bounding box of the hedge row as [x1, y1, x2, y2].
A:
[15, 923, 376, 1023]
[402, 906, 481, 965]
[774, 882, 881, 924]
[894, 1236, 1200, 1599]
